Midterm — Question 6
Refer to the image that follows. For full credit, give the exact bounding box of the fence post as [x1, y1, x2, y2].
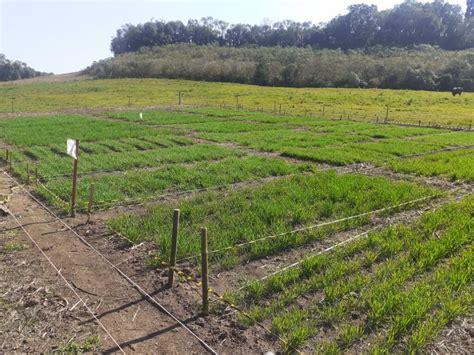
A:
[87, 183, 96, 222]
[70, 140, 80, 218]
[385, 105, 389, 123]
[419, 120, 421, 127]
[9, 151, 12, 168]
[168, 209, 180, 288]
[35, 167, 38, 185]
[279, 104, 282, 115]
[26, 163, 30, 184]
[201, 227, 209, 316]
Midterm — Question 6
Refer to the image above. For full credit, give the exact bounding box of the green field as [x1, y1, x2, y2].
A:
[1, 77, 473, 126]
[0, 104, 472, 353]
[228, 196, 473, 353]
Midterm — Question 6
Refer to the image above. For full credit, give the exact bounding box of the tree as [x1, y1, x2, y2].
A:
[467, 0, 474, 18]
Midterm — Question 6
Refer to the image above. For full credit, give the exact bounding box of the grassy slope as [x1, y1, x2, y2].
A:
[0, 78, 473, 126]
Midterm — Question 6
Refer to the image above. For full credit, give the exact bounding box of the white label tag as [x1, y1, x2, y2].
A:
[139, 112, 143, 119]
[67, 139, 77, 160]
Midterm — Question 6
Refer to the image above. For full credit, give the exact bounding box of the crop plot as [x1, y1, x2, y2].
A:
[109, 171, 437, 266]
[227, 196, 473, 353]
[389, 148, 474, 182]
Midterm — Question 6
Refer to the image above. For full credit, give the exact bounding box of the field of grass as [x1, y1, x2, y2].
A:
[227, 196, 473, 353]
[0, 102, 472, 353]
[1, 77, 473, 126]
[389, 148, 474, 182]
[108, 171, 436, 266]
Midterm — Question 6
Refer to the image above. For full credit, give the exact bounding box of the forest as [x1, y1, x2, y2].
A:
[84, 0, 474, 91]
[110, 0, 474, 54]
[0, 54, 49, 82]
[85, 44, 474, 91]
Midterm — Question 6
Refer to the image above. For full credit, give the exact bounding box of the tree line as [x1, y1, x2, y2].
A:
[86, 44, 474, 91]
[0, 54, 50, 82]
[111, 0, 474, 55]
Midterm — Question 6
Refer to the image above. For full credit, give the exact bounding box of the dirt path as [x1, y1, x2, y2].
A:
[0, 170, 210, 353]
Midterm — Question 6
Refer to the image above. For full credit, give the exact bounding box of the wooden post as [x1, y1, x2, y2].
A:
[5, 149, 8, 163]
[70, 140, 80, 218]
[322, 104, 325, 117]
[178, 91, 182, 105]
[87, 183, 96, 221]
[26, 163, 30, 184]
[385, 105, 389, 123]
[279, 104, 282, 115]
[9, 151, 12, 168]
[168, 209, 180, 288]
[35, 167, 38, 185]
[419, 120, 421, 127]
[201, 227, 209, 316]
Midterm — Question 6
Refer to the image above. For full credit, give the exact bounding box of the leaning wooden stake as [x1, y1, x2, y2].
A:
[201, 227, 209, 316]
[86, 183, 96, 222]
[70, 140, 80, 218]
[168, 209, 180, 288]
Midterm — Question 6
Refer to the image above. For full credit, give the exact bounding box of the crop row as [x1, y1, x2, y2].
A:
[389, 148, 474, 182]
[40, 156, 315, 211]
[109, 171, 436, 267]
[0, 115, 181, 147]
[227, 195, 473, 353]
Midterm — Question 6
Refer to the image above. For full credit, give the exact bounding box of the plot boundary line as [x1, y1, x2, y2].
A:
[1, 169, 218, 355]
[175, 191, 444, 263]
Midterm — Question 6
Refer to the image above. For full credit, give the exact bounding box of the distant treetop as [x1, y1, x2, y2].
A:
[0, 54, 51, 82]
[111, 0, 474, 55]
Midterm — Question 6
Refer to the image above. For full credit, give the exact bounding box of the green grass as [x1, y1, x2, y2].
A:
[389, 148, 474, 182]
[1, 78, 473, 126]
[228, 196, 473, 353]
[13, 141, 243, 179]
[108, 171, 436, 266]
[42, 156, 315, 210]
[0, 114, 181, 147]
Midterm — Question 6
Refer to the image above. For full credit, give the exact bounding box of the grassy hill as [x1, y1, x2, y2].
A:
[0, 76, 472, 127]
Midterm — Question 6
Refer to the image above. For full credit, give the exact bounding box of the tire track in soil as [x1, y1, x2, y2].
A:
[0, 171, 208, 353]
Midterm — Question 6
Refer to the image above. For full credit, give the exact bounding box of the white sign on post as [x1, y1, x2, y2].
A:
[67, 139, 78, 160]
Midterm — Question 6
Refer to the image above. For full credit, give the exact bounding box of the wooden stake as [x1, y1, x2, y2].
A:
[178, 91, 182, 105]
[419, 120, 421, 127]
[70, 140, 80, 218]
[26, 163, 30, 184]
[168, 209, 180, 288]
[35, 167, 38, 185]
[87, 183, 96, 221]
[201, 227, 209, 316]
[279, 104, 282, 115]
[5, 149, 8, 162]
[385, 105, 389, 123]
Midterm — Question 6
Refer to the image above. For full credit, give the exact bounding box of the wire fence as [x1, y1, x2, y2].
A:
[174, 191, 444, 264]
[1, 169, 218, 355]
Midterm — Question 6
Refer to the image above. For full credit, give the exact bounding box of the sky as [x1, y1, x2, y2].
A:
[0, 0, 467, 74]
